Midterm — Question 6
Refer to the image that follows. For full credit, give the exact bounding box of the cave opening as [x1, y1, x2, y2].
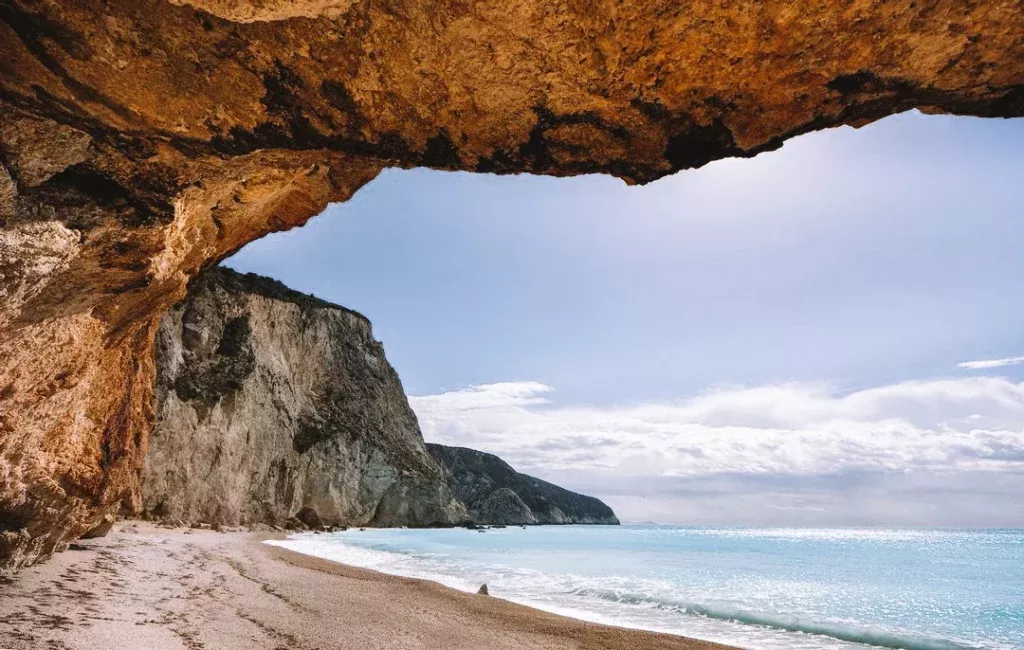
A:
[219, 109, 1024, 527]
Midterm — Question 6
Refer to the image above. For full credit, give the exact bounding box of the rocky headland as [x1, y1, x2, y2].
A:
[428, 444, 619, 525]
[138, 265, 616, 531]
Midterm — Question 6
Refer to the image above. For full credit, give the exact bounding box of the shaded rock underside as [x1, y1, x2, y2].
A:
[0, 0, 1022, 570]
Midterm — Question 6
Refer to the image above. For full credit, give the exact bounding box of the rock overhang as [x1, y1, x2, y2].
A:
[1, 0, 1023, 571]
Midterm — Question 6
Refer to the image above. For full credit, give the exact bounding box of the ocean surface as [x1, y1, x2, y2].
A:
[267, 525, 1023, 650]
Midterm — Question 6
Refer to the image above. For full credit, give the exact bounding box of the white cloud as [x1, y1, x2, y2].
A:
[410, 378, 1024, 525]
[409, 381, 552, 411]
[958, 356, 1024, 369]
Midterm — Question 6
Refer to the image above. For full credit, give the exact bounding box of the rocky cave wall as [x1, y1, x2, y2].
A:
[1, 0, 1023, 571]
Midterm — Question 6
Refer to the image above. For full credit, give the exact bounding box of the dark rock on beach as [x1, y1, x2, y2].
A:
[296, 507, 326, 531]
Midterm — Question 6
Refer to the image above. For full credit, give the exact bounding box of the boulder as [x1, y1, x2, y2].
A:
[295, 507, 325, 530]
[80, 515, 115, 540]
[284, 518, 309, 532]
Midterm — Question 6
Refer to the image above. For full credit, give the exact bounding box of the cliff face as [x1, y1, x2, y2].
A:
[427, 444, 619, 525]
[140, 267, 466, 528]
[1, 0, 1022, 570]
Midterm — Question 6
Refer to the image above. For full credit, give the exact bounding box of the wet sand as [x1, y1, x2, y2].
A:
[0, 522, 735, 649]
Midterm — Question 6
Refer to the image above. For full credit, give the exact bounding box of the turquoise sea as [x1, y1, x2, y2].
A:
[268, 525, 1023, 650]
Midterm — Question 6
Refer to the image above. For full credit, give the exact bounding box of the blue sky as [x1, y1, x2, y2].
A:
[228, 111, 1024, 525]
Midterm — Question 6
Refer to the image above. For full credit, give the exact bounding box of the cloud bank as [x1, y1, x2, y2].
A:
[958, 356, 1024, 369]
[410, 378, 1024, 526]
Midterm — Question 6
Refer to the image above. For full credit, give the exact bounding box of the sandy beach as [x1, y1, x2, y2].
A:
[0, 522, 733, 650]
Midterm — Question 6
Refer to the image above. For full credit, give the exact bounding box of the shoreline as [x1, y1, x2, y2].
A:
[0, 522, 735, 650]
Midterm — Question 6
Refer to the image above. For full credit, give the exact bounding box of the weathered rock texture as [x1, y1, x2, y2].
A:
[0, 0, 1022, 570]
[428, 444, 619, 525]
[140, 266, 466, 528]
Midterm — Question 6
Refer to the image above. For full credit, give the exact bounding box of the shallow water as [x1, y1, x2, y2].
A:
[268, 525, 1023, 650]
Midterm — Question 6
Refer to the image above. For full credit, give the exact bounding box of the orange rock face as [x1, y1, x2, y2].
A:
[1, 0, 1023, 570]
